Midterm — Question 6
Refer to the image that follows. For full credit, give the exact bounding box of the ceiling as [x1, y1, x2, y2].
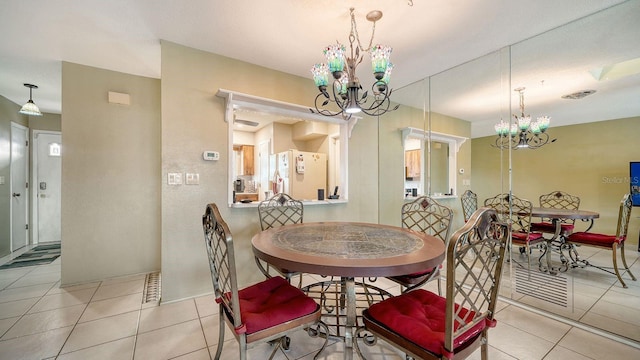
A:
[1, 0, 637, 137]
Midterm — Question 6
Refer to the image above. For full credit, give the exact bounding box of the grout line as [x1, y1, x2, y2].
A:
[498, 295, 640, 350]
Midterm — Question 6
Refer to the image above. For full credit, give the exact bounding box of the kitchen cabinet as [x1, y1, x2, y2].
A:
[233, 145, 254, 175]
[405, 149, 421, 180]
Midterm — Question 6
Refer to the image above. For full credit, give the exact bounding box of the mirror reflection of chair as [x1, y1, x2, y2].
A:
[256, 193, 304, 286]
[531, 191, 580, 237]
[387, 196, 453, 294]
[356, 208, 508, 360]
[484, 193, 544, 271]
[566, 194, 637, 288]
[460, 190, 478, 222]
[202, 203, 328, 359]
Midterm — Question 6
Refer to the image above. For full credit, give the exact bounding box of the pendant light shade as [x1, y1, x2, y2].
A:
[19, 83, 43, 116]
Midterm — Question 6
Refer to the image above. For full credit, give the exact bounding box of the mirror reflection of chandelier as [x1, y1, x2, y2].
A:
[310, 8, 399, 119]
[494, 87, 556, 149]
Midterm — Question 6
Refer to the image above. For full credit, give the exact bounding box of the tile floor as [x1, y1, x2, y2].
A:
[0, 244, 639, 360]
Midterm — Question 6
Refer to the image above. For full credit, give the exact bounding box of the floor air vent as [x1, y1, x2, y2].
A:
[514, 266, 570, 308]
[143, 272, 161, 304]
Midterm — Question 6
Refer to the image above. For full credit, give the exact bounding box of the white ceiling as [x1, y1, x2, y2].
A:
[1, 0, 637, 137]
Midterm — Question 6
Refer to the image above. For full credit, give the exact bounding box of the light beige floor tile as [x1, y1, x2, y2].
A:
[28, 288, 95, 313]
[558, 327, 640, 359]
[0, 325, 72, 360]
[201, 314, 234, 348]
[172, 348, 212, 359]
[61, 311, 139, 354]
[0, 297, 39, 319]
[495, 305, 571, 343]
[0, 317, 19, 336]
[92, 279, 144, 301]
[465, 346, 518, 360]
[57, 336, 135, 360]
[589, 298, 640, 327]
[194, 294, 217, 318]
[0, 268, 32, 281]
[598, 287, 640, 309]
[133, 319, 207, 359]
[543, 345, 595, 360]
[2, 304, 84, 339]
[0, 279, 15, 290]
[100, 274, 147, 286]
[0, 283, 53, 303]
[138, 298, 198, 333]
[580, 311, 640, 342]
[47, 281, 100, 295]
[7, 272, 60, 289]
[490, 321, 555, 360]
[79, 293, 142, 323]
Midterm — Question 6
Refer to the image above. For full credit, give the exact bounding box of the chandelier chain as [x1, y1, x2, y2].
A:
[350, 8, 376, 52]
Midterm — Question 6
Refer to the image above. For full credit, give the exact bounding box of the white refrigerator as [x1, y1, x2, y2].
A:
[273, 150, 327, 200]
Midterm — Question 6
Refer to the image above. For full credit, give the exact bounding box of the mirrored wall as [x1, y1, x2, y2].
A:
[378, 1, 640, 343]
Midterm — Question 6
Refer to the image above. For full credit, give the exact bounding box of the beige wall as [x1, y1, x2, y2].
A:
[160, 41, 379, 302]
[61, 62, 161, 284]
[472, 116, 640, 247]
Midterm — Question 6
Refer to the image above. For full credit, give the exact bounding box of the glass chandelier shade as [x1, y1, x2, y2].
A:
[370, 44, 392, 77]
[311, 63, 330, 88]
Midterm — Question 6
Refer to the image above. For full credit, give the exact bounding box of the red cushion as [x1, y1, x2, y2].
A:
[530, 222, 575, 234]
[511, 231, 544, 244]
[391, 265, 438, 283]
[366, 289, 491, 357]
[568, 232, 624, 247]
[238, 276, 318, 335]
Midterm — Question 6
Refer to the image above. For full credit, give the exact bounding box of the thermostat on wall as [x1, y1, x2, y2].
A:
[203, 151, 220, 161]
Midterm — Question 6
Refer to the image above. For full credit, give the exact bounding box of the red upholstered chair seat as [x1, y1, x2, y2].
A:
[511, 231, 544, 243]
[390, 265, 439, 284]
[365, 289, 492, 357]
[530, 221, 575, 234]
[221, 276, 319, 335]
[567, 232, 624, 247]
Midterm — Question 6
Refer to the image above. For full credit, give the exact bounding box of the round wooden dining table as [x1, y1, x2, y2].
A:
[251, 221, 445, 359]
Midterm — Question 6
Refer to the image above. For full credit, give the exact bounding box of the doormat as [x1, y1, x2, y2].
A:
[0, 243, 61, 269]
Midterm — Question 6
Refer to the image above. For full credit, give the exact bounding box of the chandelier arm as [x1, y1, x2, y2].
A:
[311, 92, 344, 117]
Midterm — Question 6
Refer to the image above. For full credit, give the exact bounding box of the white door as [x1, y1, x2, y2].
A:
[33, 131, 62, 244]
[10, 123, 29, 252]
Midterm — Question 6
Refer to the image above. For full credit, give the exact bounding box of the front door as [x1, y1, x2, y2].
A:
[10, 123, 28, 252]
[33, 131, 62, 244]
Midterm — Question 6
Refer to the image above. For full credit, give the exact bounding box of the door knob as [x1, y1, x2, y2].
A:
[12, 193, 20, 197]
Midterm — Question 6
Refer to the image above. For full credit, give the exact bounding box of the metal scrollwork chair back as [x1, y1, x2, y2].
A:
[357, 208, 508, 360]
[484, 193, 544, 271]
[388, 196, 453, 294]
[461, 190, 478, 223]
[531, 190, 580, 236]
[256, 193, 304, 286]
[203, 203, 328, 360]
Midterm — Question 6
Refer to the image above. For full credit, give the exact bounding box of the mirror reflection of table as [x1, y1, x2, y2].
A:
[530, 207, 599, 274]
[251, 221, 445, 359]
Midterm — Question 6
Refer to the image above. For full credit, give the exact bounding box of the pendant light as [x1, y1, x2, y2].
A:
[19, 83, 43, 116]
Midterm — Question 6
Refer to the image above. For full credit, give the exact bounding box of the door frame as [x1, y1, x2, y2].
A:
[31, 130, 62, 245]
[10, 122, 29, 252]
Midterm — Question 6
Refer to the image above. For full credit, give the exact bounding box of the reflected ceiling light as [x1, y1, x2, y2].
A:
[310, 8, 399, 119]
[494, 87, 556, 150]
[561, 89, 596, 100]
[19, 83, 43, 116]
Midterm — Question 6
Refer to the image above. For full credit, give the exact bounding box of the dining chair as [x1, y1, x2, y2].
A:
[256, 193, 304, 286]
[460, 189, 478, 223]
[388, 196, 453, 294]
[531, 190, 580, 237]
[566, 194, 637, 288]
[484, 193, 544, 271]
[202, 203, 328, 360]
[355, 208, 508, 360]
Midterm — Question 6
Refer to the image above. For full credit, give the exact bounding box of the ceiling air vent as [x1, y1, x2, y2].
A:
[561, 89, 596, 100]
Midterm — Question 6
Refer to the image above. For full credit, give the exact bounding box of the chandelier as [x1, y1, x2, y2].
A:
[19, 83, 43, 117]
[310, 8, 399, 119]
[494, 87, 555, 149]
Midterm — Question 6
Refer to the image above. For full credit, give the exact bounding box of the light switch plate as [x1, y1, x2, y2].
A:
[186, 173, 199, 185]
[168, 172, 183, 185]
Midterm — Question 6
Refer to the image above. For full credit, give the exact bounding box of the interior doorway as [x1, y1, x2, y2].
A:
[32, 131, 62, 245]
[10, 123, 28, 252]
